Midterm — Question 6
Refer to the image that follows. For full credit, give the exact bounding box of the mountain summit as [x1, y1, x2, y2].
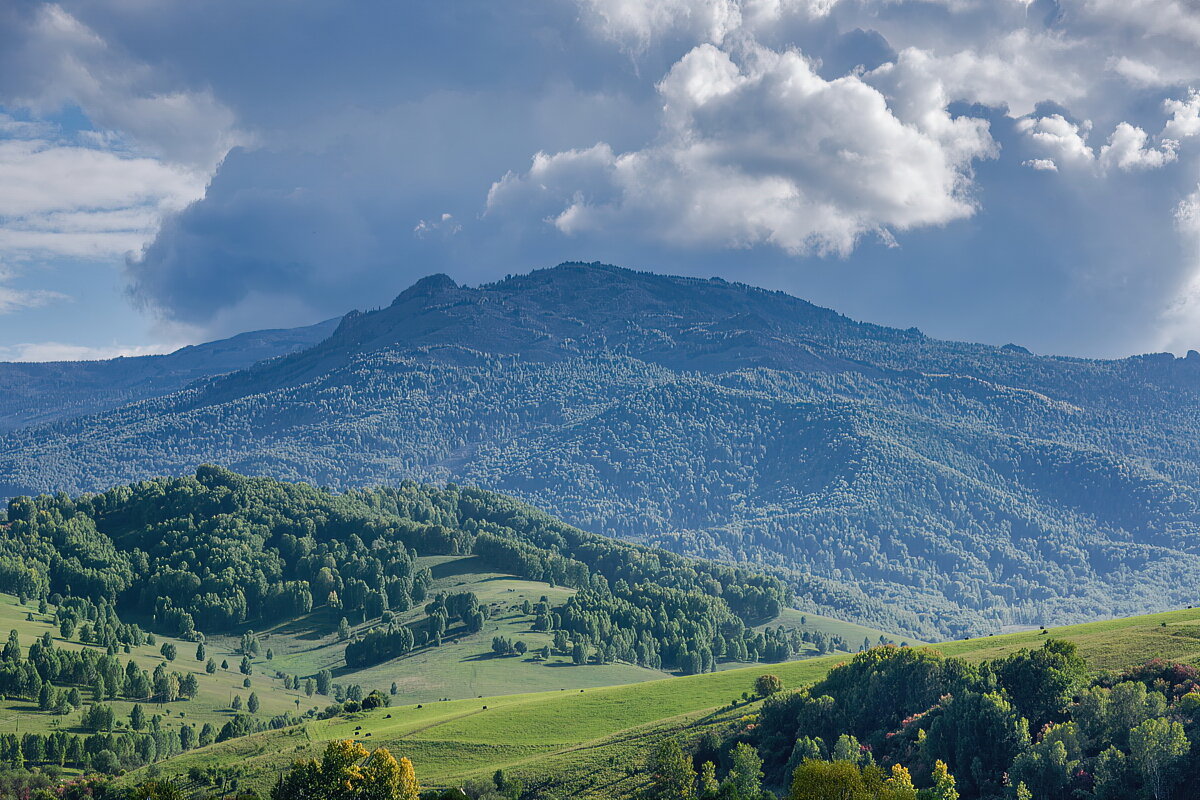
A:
[4, 262, 1200, 639]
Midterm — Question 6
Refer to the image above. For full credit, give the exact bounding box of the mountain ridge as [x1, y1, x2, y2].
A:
[4, 262, 1200, 639]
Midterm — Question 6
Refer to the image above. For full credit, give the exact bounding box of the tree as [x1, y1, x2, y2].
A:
[247, 692, 260, 713]
[195, 643, 206, 661]
[922, 691, 1028, 797]
[698, 761, 719, 800]
[1092, 746, 1129, 800]
[338, 617, 352, 641]
[994, 640, 1086, 729]
[240, 655, 253, 675]
[271, 739, 418, 800]
[789, 760, 866, 800]
[930, 761, 958, 800]
[306, 678, 316, 697]
[723, 742, 764, 800]
[1129, 717, 1189, 800]
[92, 749, 120, 774]
[161, 642, 177, 661]
[755, 674, 783, 697]
[130, 703, 146, 731]
[647, 738, 696, 800]
[832, 734, 866, 765]
[884, 764, 917, 800]
[317, 669, 333, 695]
[205, 658, 216, 674]
[81, 703, 115, 732]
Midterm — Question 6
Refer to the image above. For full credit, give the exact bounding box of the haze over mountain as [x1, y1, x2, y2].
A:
[5, 262, 1200, 639]
[0, 317, 338, 432]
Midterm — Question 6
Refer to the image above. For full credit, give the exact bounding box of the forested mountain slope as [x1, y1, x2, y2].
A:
[0, 316, 337, 431]
[4, 263, 1200, 638]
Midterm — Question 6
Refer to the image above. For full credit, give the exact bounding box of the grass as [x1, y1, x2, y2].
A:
[122, 603, 1200, 797]
[208, 556, 669, 704]
[0, 594, 311, 738]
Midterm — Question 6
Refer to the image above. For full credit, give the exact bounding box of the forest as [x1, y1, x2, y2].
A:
[0, 466, 790, 676]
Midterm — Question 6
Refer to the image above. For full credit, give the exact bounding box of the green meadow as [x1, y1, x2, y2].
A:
[124, 604, 1200, 797]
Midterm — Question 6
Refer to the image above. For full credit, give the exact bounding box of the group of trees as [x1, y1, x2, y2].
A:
[0, 469, 792, 679]
[713, 643, 1200, 799]
[0, 462, 801, 681]
[0, 627, 196, 709]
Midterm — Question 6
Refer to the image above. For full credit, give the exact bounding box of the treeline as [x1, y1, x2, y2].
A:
[0, 468, 790, 675]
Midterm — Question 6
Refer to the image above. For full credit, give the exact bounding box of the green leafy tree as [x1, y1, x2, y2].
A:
[698, 761, 719, 800]
[647, 738, 696, 800]
[722, 742, 764, 800]
[1128, 717, 1189, 800]
[755, 674, 783, 697]
[789, 760, 866, 800]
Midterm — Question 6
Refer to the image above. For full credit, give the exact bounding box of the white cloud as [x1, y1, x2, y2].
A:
[489, 42, 995, 257]
[1022, 158, 1058, 171]
[881, 33, 1087, 119]
[1080, 0, 1200, 50]
[0, 138, 206, 259]
[6, 4, 245, 170]
[1163, 89, 1200, 140]
[575, 0, 838, 50]
[1098, 122, 1177, 171]
[1016, 114, 1178, 173]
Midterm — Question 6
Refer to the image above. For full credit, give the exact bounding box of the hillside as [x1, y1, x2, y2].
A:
[126, 604, 1200, 798]
[4, 264, 1200, 637]
[0, 468, 897, 713]
[0, 317, 337, 432]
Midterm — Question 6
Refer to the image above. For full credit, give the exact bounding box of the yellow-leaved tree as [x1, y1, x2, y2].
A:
[273, 739, 420, 800]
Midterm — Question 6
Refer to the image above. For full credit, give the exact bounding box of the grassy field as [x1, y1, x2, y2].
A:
[124, 604, 1200, 797]
[0, 594, 311, 738]
[205, 555, 901, 703]
[206, 555, 670, 704]
[755, 608, 923, 649]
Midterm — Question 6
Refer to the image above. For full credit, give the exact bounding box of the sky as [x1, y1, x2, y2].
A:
[4, 1, 1200, 360]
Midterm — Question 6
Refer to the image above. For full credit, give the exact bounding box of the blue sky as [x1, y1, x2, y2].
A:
[4, 0, 1200, 360]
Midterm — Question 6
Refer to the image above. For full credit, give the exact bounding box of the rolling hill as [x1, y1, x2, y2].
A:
[4, 263, 1200, 638]
[122, 604, 1200, 798]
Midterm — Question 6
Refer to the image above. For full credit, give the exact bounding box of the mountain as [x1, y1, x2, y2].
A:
[0, 316, 339, 431]
[4, 262, 1200, 638]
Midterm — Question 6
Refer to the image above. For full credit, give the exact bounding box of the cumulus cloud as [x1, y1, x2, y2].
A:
[489, 42, 995, 257]
[1016, 114, 1179, 173]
